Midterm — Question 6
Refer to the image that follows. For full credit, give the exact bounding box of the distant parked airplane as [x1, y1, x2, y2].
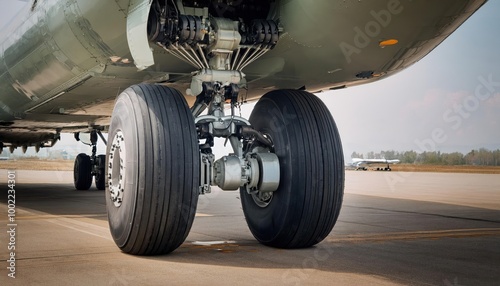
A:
[351, 158, 401, 171]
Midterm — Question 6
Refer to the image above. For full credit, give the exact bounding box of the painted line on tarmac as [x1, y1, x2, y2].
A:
[328, 228, 500, 243]
[1, 203, 112, 241]
[15, 214, 106, 220]
[46, 217, 112, 241]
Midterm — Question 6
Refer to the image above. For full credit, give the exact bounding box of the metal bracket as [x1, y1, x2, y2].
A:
[193, 80, 280, 194]
[199, 153, 214, 194]
[187, 69, 244, 97]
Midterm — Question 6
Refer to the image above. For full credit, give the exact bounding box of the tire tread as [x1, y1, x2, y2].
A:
[241, 89, 344, 249]
[107, 84, 199, 255]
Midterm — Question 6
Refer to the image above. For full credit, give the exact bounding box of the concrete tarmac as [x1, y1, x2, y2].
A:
[0, 170, 499, 285]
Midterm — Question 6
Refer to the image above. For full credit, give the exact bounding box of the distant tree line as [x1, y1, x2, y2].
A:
[351, 148, 500, 166]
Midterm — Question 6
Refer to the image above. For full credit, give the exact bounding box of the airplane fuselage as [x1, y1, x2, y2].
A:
[0, 0, 487, 147]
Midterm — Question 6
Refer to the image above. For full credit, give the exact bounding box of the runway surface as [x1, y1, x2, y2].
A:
[0, 170, 499, 285]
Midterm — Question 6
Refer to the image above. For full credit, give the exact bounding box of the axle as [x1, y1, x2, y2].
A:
[194, 80, 279, 195]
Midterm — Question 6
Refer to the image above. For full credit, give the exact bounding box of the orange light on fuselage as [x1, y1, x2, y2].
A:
[379, 39, 399, 47]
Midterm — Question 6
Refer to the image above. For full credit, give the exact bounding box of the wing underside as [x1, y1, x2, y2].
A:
[0, 0, 488, 150]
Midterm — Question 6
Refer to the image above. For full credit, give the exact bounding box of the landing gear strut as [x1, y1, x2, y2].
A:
[73, 130, 107, 190]
[193, 80, 280, 197]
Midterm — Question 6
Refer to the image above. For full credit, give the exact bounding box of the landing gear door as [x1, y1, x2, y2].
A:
[127, 0, 154, 70]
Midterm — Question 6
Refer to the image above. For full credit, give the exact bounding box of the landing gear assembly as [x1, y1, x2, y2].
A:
[106, 83, 344, 255]
[73, 130, 107, 191]
[105, 2, 344, 255]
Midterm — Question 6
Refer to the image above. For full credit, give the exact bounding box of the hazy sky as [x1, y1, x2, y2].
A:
[2, 1, 499, 160]
[319, 0, 500, 159]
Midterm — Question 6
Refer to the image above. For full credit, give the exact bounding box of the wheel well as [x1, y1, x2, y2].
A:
[152, 0, 274, 21]
[147, 0, 280, 72]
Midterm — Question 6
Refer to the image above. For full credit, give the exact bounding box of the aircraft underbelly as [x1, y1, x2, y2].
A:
[253, 0, 486, 92]
[0, 0, 131, 121]
[0, 0, 487, 142]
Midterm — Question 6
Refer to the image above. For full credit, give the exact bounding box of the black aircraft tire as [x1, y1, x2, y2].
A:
[95, 154, 106, 190]
[106, 84, 199, 255]
[241, 90, 344, 248]
[74, 153, 92, 190]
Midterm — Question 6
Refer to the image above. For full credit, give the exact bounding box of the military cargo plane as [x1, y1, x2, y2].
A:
[0, 0, 487, 255]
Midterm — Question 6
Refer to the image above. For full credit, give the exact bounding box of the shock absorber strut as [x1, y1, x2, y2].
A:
[193, 80, 279, 195]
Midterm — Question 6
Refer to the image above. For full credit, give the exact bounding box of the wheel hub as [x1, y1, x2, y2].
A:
[251, 191, 273, 208]
[108, 131, 125, 208]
